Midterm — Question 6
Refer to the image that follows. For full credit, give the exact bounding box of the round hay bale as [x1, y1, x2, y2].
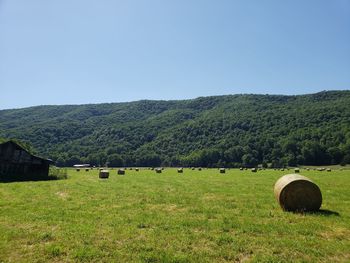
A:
[118, 169, 125, 175]
[219, 168, 225, 174]
[85, 168, 89, 172]
[198, 167, 202, 171]
[274, 174, 322, 212]
[135, 168, 139, 171]
[327, 168, 331, 172]
[191, 167, 195, 170]
[239, 167, 243, 170]
[99, 170, 109, 179]
[294, 168, 300, 173]
[76, 168, 80, 172]
[177, 168, 183, 173]
[156, 168, 162, 173]
[251, 168, 257, 173]
[150, 167, 154, 171]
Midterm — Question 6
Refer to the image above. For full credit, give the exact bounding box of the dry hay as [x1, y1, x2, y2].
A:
[219, 168, 225, 174]
[274, 174, 322, 212]
[198, 167, 202, 171]
[177, 168, 183, 173]
[191, 167, 195, 170]
[239, 167, 243, 170]
[327, 168, 331, 172]
[85, 168, 89, 172]
[156, 168, 162, 173]
[251, 168, 257, 172]
[99, 170, 110, 179]
[118, 169, 125, 175]
[76, 169, 80, 172]
[135, 168, 139, 171]
[294, 168, 300, 173]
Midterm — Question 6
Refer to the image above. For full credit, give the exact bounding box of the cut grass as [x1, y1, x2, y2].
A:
[0, 168, 349, 262]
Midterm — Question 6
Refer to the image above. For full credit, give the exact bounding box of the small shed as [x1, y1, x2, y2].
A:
[0, 141, 53, 181]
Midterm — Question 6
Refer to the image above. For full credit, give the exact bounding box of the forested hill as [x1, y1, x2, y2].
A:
[1, 90, 350, 167]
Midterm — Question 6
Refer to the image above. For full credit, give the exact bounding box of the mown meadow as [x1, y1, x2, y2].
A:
[0, 168, 349, 262]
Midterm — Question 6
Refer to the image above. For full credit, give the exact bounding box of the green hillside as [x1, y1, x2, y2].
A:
[1, 91, 350, 167]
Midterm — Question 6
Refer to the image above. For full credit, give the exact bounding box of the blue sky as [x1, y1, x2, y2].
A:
[0, 0, 349, 109]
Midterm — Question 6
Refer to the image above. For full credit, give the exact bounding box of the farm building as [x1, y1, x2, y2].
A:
[0, 141, 53, 181]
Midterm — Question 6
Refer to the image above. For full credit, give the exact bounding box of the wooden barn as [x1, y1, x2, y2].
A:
[0, 141, 53, 181]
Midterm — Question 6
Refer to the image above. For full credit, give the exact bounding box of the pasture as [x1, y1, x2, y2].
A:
[0, 168, 349, 262]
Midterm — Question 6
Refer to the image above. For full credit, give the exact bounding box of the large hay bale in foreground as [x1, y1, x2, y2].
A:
[274, 174, 322, 212]
[118, 169, 125, 175]
[99, 170, 109, 179]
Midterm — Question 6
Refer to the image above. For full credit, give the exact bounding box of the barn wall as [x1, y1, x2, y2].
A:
[0, 142, 51, 181]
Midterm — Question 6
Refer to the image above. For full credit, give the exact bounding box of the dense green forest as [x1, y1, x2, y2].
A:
[1, 91, 350, 167]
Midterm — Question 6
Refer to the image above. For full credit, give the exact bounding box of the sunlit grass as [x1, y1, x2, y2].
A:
[0, 168, 349, 262]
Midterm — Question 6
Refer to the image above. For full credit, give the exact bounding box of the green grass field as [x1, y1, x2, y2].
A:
[0, 168, 349, 262]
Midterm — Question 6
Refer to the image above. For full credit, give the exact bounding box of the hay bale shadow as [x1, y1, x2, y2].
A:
[311, 209, 340, 216]
[296, 209, 340, 216]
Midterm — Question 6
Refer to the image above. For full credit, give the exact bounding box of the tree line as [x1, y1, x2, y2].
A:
[1, 91, 350, 167]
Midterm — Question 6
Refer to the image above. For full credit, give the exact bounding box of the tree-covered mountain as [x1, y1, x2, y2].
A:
[1, 91, 350, 167]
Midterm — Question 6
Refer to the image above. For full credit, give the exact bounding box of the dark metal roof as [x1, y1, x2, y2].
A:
[0, 140, 54, 164]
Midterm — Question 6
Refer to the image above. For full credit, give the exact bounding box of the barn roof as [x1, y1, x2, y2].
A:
[0, 140, 54, 164]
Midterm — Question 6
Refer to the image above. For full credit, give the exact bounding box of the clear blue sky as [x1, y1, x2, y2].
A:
[1, 0, 349, 110]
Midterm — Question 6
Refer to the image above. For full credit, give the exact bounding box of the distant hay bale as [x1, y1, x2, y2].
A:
[85, 168, 89, 172]
[239, 167, 243, 171]
[219, 168, 225, 174]
[306, 168, 310, 171]
[150, 167, 154, 171]
[327, 168, 331, 172]
[118, 169, 125, 175]
[135, 168, 139, 171]
[294, 168, 300, 173]
[156, 168, 162, 173]
[251, 168, 257, 172]
[280, 168, 284, 171]
[99, 170, 109, 179]
[191, 167, 195, 170]
[129, 168, 133, 170]
[198, 167, 202, 171]
[274, 174, 322, 212]
[178, 168, 183, 173]
[76, 168, 80, 172]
